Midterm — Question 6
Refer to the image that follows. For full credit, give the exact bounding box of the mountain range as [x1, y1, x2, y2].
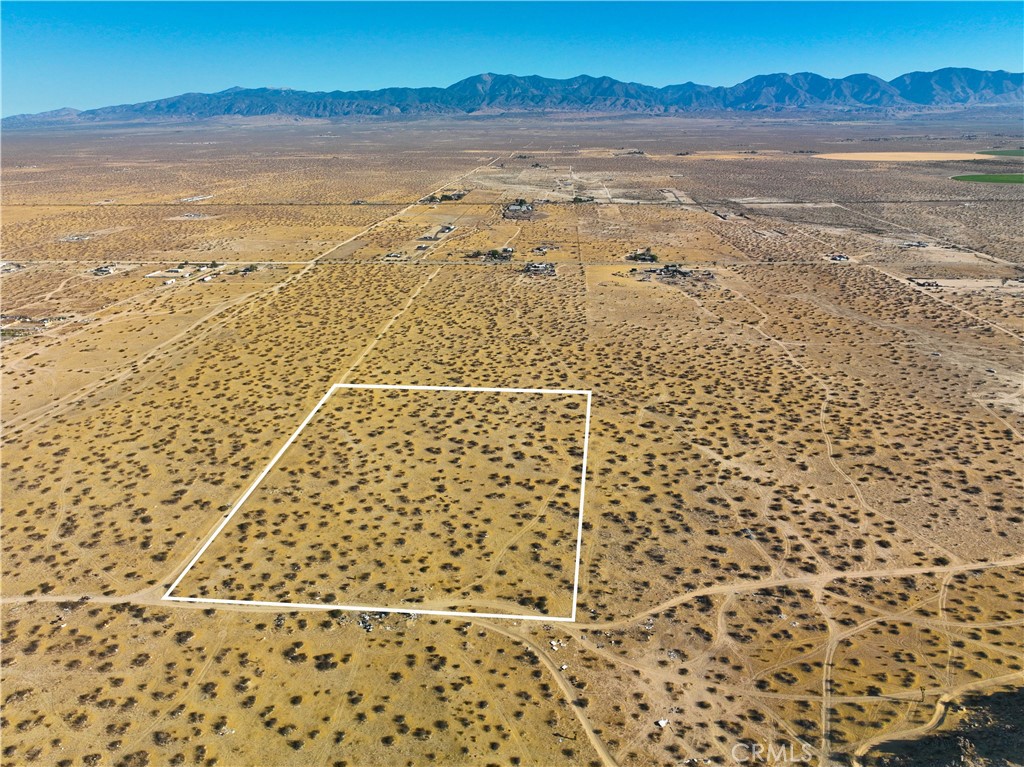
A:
[5, 68, 1022, 126]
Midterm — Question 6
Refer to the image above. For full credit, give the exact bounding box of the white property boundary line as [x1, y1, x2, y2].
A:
[163, 383, 593, 623]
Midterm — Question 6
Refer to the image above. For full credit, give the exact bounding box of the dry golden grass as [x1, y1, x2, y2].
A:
[2, 117, 1022, 767]
[175, 387, 587, 617]
[814, 153, 998, 162]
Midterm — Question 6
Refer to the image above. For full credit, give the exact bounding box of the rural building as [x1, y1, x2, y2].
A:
[627, 248, 658, 263]
[651, 265, 692, 279]
[503, 200, 535, 219]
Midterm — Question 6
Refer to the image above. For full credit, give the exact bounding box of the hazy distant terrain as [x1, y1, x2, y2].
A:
[4, 67, 1022, 126]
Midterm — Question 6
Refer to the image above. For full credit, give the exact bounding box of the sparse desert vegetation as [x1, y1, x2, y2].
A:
[2, 115, 1022, 766]
[172, 385, 589, 617]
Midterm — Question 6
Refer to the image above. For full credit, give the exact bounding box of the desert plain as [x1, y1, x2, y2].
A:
[2, 113, 1023, 767]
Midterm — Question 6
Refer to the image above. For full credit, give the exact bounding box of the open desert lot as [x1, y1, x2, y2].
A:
[813, 152, 1001, 162]
[2, 115, 1023, 767]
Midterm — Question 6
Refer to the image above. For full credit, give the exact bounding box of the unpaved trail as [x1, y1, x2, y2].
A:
[476, 619, 621, 767]
[592, 553, 1024, 631]
[850, 670, 1024, 766]
[3, 158, 503, 436]
[337, 264, 442, 383]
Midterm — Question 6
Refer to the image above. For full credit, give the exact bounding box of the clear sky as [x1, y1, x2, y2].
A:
[2, 1, 1022, 116]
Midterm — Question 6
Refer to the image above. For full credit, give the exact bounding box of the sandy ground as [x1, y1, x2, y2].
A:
[2, 120, 1022, 767]
[814, 152, 997, 162]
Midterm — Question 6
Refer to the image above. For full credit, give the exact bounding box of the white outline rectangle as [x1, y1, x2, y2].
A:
[163, 383, 592, 622]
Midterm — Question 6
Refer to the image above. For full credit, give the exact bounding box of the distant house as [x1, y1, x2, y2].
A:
[523, 262, 556, 276]
[627, 248, 658, 263]
[503, 201, 535, 219]
[651, 264, 691, 279]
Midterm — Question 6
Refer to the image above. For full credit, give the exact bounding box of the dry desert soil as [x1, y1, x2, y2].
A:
[2, 114, 1022, 767]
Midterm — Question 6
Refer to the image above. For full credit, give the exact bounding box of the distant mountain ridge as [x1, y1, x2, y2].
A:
[5, 68, 1022, 126]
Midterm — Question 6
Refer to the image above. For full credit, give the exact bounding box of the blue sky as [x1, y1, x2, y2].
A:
[2, 1, 1022, 116]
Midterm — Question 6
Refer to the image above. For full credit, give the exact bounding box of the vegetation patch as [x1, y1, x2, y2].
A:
[951, 173, 1024, 184]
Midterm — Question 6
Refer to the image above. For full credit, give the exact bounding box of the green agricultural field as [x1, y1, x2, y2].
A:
[952, 173, 1024, 184]
[978, 149, 1024, 157]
